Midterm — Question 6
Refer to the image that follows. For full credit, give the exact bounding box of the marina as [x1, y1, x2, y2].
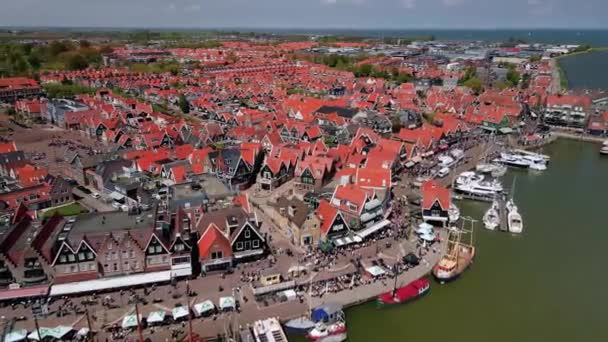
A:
[335, 139, 608, 342]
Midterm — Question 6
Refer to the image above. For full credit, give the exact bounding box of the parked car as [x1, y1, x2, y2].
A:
[91, 192, 101, 199]
[111, 201, 122, 210]
[437, 167, 450, 178]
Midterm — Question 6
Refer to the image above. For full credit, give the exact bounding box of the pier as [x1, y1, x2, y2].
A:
[498, 195, 508, 232]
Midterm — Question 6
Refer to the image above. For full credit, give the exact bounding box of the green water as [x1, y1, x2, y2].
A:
[292, 140, 608, 342]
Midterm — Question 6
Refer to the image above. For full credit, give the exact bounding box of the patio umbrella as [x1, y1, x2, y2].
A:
[4, 330, 27, 342]
[147, 311, 166, 323]
[193, 300, 215, 316]
[219, 296, 235, 311]
[121, 314, 141, 329]
[172, 306, 190, 320]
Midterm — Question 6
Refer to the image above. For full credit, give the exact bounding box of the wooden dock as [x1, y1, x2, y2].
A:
[498, 195, 508, 232]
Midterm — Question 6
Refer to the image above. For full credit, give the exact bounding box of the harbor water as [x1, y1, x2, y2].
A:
[292, 139, 608, 341]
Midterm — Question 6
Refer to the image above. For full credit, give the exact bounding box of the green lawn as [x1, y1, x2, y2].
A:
[41, 202, 85, 218]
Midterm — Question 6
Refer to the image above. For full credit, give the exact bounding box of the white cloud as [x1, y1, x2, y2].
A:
[321, 0, 338, 5]
[401, 0, 416, 9]
[527, 0, 541, 5]
[168, 3, 176, 11]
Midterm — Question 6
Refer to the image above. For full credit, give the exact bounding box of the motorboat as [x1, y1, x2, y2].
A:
[495, 153, 530, 168]
[513, 149, 550, 162]
[453, 171, 503, 197]
[601, 145, 608, 155]
[284, 316, 316, 334]
[483, 200, 500, 230]
[491, 164, 507, 177]
[377, 278, 430, 307]
[477, 163, 507, 177]
[307, 321, 347, 341]
[448, 204, 460, 223]
[506, 199, 523, 234]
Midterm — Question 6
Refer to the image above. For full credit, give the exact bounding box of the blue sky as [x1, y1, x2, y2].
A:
[0, 0, 605, 29]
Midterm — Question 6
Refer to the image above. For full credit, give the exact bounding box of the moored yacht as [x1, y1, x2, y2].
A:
[453, 171, 503, 197]
[506, 199, 523, 234]
[483, 200, 500, 230]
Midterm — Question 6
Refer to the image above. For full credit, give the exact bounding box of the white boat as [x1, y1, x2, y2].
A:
[491, 164, 507, 177]
[307, 321, 347, 341]
[448, 204, 460, 223]
[513, 149, 550, 162]
[476, 163, 495, 174]
[495, 153, 530, 168]
[603, 140, 608, 147]
[454, 172, 503, 197]
[483, 201, 500, 230]
[529, 163, 547, 171]
[600, 146, 608, 155]
[506, 199, 523, 233]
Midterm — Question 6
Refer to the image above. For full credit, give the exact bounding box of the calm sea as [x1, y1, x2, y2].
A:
[558, 50, 608, 90]
[245, 28, 608, 46]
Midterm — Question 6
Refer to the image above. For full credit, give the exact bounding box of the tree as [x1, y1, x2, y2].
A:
[178, 94, 190, 114]
[66, 53, 89, 70]
[79, 40, 91, 49]
[506, 68, 521, 87]
[463, 77, 484, 94]
[99, 45, 114, 54]
[530, 54, 542, 62]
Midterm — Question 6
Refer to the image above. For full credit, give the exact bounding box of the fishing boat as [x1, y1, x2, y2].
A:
[448, 204, 460, 223]
[306, 321, 347, 341]
[507, 200, 523, 234]
[377, 278, 430, 307]
[600, 145, 608, 155]
[483, 200, 500, 230]
[433, 219, 476, 284]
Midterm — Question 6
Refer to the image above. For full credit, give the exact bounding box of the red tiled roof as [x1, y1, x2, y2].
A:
[421, 180, 450, 210]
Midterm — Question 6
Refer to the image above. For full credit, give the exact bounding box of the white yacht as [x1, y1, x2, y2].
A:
[495, 153, 530, 168]
[483, 200, 500, 230]
[454, 172, 503, 197]
[506, 199, 523, 234]
[513, 149, 550, 162]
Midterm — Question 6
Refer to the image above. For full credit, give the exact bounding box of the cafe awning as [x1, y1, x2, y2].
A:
[50, 270, 172, 296]
[499, 127, 514, 134]
[356, 219, 391, 239]
[333, 235, 362, 247]
[252, 280, 296, 296]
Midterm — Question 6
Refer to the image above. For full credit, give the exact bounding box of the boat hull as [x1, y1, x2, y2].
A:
[376, 279, 430, 307]
[432, 249, 476, 284]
